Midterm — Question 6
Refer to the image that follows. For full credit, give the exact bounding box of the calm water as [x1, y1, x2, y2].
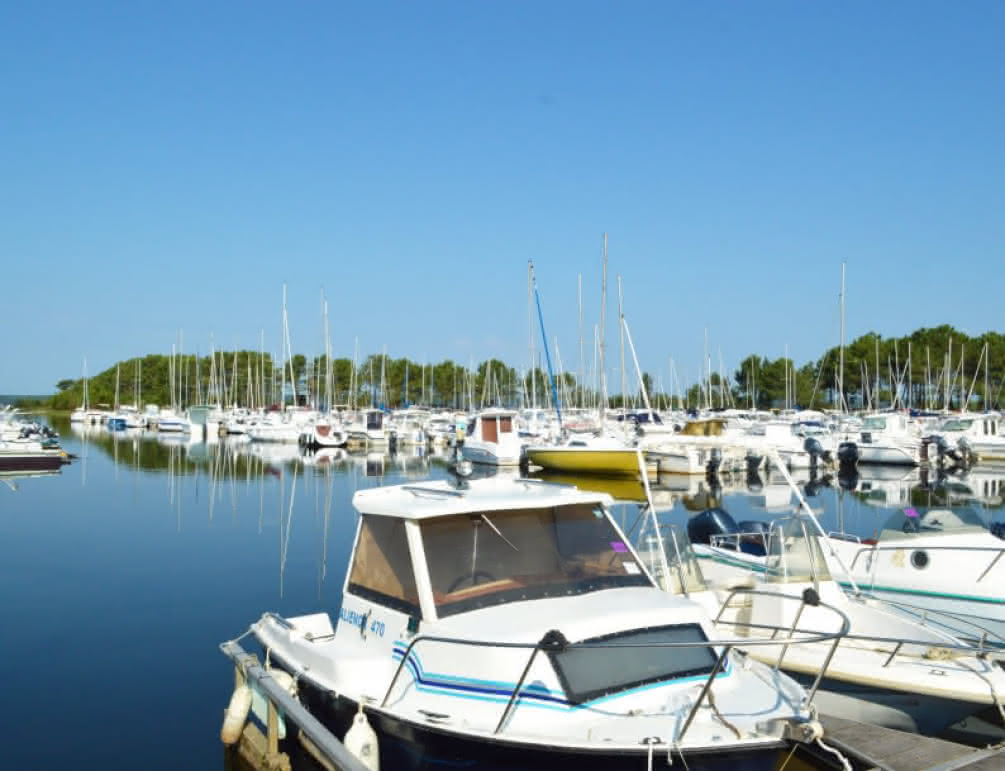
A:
[3, 416, 1004, 769]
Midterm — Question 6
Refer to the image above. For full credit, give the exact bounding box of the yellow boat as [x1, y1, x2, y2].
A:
[524, 439, 651, 478]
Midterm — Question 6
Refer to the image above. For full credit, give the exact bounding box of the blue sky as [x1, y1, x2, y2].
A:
[2, 2, 1003, 395]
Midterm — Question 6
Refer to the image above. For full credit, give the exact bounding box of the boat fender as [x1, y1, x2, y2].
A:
[268, 667, 296, 696]
[220, 684, 253, 745]
[344, 704, 380, 771]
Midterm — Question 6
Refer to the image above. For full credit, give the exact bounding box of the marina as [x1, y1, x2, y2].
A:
[2, 411, 1005, 769]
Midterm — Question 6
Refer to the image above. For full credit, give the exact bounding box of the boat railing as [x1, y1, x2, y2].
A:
[381, 592, 849, 743]
[708, 530, 772, 552]
[852, 592, 1005, 653]
[846, 542, 1005, 583]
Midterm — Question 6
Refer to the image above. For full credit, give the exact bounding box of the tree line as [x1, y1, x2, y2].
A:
[34, 324, 1005, 413]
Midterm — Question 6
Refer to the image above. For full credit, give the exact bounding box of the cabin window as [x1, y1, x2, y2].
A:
[482, 417, 498, 443]
[862, 417, 887, 431]
[420, 503, 651, 618]
[347, 515, 420, 615]
[366, 412, 383, 430]
[499, 416, 513, 433]
[549, 624, 718, 704]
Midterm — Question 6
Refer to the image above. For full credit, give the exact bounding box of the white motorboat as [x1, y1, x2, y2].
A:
[345, 409, 390, 448]
[932, 413, 1005, 463]
[677, 511, 1005, 734]
[840, 412, 923, 466]
[823, 505, 1005, 646]
[300, 417, 348, 449]
[155, 409, 188, 433]
[460, 408, 522, 466]
[249, 477, 829, 770]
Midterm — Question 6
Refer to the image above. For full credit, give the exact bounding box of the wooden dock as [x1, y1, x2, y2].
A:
[220, 640, 368, 771]
[802, 716, 1005, 770]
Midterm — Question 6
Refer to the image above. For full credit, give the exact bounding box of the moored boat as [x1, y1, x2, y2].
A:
[246, 477, 835, 770]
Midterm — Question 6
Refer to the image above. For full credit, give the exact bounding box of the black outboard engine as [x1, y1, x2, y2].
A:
[736, 520, 770, 556]
[706, 447, 722, 476]
[924, 434, 961, 465]
[803, 437, 832, 466]
[688, 507, 740, 549]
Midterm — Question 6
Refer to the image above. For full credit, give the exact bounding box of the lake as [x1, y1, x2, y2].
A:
[3, 415, 1003, 769]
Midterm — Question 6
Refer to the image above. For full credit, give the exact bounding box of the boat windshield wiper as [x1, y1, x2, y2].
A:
[480, 514, 519, 551]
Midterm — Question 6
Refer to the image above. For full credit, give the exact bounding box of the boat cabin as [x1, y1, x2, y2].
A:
[342, 479, 653, 625]
[466, 409, 515, 445]
[364, 409, 385, 431]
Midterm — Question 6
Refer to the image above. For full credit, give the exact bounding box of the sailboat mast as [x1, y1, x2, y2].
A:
[528, 260, 536, 411]
[618, 275, 625, 413]
[577, 272, 583, 410]
[839, 261, 845, 412]
[599, 233, 608, 421]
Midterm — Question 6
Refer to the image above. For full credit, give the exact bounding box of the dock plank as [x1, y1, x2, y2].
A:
[818, 716, 983, 771]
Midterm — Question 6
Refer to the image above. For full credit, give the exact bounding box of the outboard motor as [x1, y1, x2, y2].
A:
[706, 447, 722, 477]
[736, 520, 770, 556]
[957, 437, 976, 466]
[924, 434, 961, 465]
[688, 507, 740, 549]
[837, 441, 859, 467]
[803, 437, 832, 466]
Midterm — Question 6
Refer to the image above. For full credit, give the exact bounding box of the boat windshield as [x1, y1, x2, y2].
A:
[765, 516, 831, 584]
[879, 506, 989, 540]
[862, 417, 887, 431]
[939, 418, 973, 431]
[549, 623, 718, 704]
[421, 503, 651, 617]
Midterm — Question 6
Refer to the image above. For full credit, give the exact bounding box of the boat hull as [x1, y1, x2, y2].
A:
[856, 444, 919, 465]
[0, 451, 66, 471]
[524, 448, 642, 477]
[461, 444, 521, 466]
[291, 680, 788, 771]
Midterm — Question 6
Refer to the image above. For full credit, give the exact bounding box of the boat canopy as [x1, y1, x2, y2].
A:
[679, 419, 726, 437]
[345, 480, 648, 620]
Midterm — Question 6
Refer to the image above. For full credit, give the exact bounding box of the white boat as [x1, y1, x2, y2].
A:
[155, 409, 188, 433]
[300, 417, 348, 449]
[247, 411, 312, 443]
[389, 408, 428, 447]
[841, 412, 923, 466]
[460, 408, 522, 466]
[249, 477, 829, 770]
[345, 409, 390, 448]
[823, 505, 1005, 646]
[932, 413, 1005, 463]
[678, 511, 1005, 734]
[646, 442, 748, 476]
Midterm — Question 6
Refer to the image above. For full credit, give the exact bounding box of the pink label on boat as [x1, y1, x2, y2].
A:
[610, 541, 628, 553]
[904, 507, 919, 518]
